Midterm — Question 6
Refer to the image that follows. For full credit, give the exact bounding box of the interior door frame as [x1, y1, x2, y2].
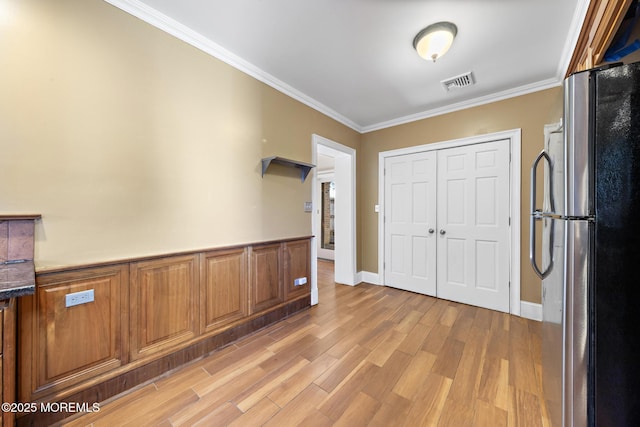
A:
[311, 134, 357, 306]
[316, 171, 335, 261]
[377, 129, 522, 315]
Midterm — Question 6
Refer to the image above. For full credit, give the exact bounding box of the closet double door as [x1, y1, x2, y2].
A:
[384, 139, 511, 312]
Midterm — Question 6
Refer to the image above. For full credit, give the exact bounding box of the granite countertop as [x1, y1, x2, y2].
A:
[0, 260, 36, 299]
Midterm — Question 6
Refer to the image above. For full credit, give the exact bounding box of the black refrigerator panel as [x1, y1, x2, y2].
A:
[593, 61, 640, 426]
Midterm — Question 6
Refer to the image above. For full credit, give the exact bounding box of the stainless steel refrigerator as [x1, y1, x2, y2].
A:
[530, 61, 640, 427]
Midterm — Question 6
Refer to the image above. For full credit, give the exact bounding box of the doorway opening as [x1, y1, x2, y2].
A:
[319, 180, 335, 259]
[311, 134, 357, 306]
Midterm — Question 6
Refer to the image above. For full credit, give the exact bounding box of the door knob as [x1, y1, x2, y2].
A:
[428, 228, 435, 234]
[440, 229, 446, 235]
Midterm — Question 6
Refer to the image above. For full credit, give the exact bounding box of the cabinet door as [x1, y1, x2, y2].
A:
[283, 239, 311, 300]
[250, 243, 283, 313]
[27, 265, 128, 398]
[130, 255, 198, 360]
[567, 0, 633, 74]
[200, 248, 248, 334]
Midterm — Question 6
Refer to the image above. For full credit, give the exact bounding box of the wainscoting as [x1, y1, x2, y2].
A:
[16, 237, 311, 426]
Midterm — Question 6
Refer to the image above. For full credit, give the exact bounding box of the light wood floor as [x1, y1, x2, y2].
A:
[63, 260, 549, 426]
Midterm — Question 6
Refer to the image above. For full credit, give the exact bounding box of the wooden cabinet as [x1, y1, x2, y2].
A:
[200, 248, 248, 333]
[283, 239, 311, 300]
[2, 302, 16, 427]
[567, 0, 634, 74]
[19, 265, 128, 400]
[130, 255, 198, 360]
[0, 310, 3, 427]
[17, 238, 311, 424]
[0, 214, 39, 425]
[250, 243, 283, 313]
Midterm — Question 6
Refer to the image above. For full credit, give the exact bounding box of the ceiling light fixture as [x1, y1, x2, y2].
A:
[413, 22, 458, 62]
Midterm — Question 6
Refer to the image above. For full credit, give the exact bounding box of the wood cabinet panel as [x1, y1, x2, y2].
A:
[2, 303, 15, 427]
[17, 237, 311, 423]
[283, 239, 311, 300]
[0, 353, 3, 427]
[250, 243, 283, 313]
[26, 265, 128, 397]
[200, 248, 248, 333]
[567, 0, 634, 75]
[130, 255, 198, 360]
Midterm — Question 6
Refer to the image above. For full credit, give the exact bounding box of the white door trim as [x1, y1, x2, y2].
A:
[311, 134, 357, 305]
[378, 129, 522, 315]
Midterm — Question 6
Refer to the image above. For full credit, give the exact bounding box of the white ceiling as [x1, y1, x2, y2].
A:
[107, 0, 588, 133]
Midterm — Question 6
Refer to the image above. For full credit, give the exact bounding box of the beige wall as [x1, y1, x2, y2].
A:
[1, 0, 564, 304]
[359, 88, 563, 303]
[0, 0, 359, 270]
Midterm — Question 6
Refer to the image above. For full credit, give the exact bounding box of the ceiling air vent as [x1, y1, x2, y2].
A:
[441, 72, 475, 91]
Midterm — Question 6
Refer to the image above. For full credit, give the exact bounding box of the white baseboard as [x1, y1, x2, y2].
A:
[520, 301, 542, 321]
[357, 272, 542, 321]
[354, 271, 363, 285]
[360, 271, 381, 285]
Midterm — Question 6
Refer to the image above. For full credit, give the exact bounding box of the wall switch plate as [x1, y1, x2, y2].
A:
[294, 277, 307, 286]
[374, 204, 380, 213]
[65, 289, 95, 308]
[304, 202, 313, 212]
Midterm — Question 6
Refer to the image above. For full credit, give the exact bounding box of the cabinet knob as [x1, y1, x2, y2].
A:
[439, 229, 446, 235]
[428, 228, 435, 234]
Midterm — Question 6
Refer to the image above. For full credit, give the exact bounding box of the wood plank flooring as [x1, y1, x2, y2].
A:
[62, 260, 550, 426]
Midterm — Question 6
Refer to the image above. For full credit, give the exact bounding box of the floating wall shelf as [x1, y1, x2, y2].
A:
[261, 156, 315, 182]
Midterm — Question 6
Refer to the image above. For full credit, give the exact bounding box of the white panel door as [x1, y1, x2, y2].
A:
[384, 151, 437, 295]
[436, 139, 511, 312]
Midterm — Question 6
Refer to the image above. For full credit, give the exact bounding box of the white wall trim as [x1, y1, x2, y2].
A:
[103, 0, 360, 132]
[510, 130, 522, 316]
[317, 170, 335, 180]
[360, 271, 381, 286]
[378, 128, 522, 315]
[361, 79, 561, 133]
[556, 0, 592, 80]
[105, 0, 565, 134]
[520, 301, 543, 321]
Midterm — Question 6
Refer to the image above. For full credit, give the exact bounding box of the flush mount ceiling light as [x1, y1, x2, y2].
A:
[413, 22, 458, 62]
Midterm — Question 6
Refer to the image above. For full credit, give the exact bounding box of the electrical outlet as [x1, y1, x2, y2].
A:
[65, 289, 95, 308]
[294, 277, 307, 287]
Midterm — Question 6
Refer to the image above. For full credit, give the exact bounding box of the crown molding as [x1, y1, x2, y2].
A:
[104, 0, 567, 135]
[555, 0, 591, 79]
[360, 77, 562, 133]
[103, 0, 362, 132]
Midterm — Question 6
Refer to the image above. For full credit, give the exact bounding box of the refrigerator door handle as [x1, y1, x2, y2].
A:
[530, 215, 551, 279]
[530, 150, 552, 279]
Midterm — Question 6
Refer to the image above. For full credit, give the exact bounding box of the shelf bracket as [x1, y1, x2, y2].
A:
[261, 156, 316, 182]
